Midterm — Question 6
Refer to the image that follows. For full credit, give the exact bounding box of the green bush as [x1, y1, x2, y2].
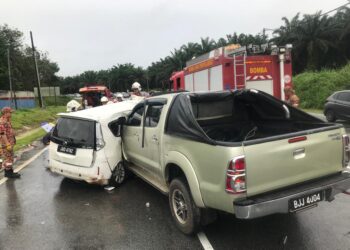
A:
[294, 63, 350, 109]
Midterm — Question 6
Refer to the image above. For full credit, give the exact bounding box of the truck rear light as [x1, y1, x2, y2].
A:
[226, 156, 246, 194]
[342, 135, 350, 168]
[288, 136, 307, 143]
[228, 157, 245, 172]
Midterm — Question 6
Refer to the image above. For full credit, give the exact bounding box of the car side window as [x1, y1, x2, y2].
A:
[127, 106, 145, 126]
[145, 105, 163, 127]
[109, 120, 120, 137]
[337, 92, 350, 102]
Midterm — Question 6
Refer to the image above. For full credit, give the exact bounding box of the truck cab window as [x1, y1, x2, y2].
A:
[127, 106, 145, 126]
[145, 105, 163, 127]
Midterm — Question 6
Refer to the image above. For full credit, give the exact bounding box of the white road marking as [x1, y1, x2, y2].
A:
[0, 147, 48, 186]
[14, 147, 48, 173]
[197, 231, 214, 250]
[0, 177, 8, 185]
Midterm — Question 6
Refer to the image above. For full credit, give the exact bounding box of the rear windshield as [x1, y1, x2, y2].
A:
[52, 117, 95, 148]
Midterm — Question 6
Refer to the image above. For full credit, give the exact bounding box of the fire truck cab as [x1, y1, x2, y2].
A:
[79, 84, 114, 108]
[170, 44, 293, 100]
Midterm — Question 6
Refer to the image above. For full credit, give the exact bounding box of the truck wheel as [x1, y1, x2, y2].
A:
[325, 110, 336, 122]
[169, 178, 201, 235]
[109, 162, 126, 187]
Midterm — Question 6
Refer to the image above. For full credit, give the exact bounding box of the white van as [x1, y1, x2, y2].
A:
[49, 101, 137, 185]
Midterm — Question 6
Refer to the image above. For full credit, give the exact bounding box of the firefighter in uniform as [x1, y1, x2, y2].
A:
[0, 107, 20, 178]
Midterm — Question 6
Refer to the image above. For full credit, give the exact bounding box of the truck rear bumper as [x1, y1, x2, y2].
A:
[234, 171, 350, 219]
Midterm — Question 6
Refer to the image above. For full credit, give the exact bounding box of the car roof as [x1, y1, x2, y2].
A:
[58, 100, 139, 122]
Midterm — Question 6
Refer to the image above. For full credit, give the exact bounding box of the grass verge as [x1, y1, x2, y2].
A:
[12, 106, 65, 131]
[302, 109, 323, 114]
[11, 106, 65, 152]
[14, 129, 47, 152]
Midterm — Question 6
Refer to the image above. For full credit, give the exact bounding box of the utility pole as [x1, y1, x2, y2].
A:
[30, 31, 43, 108]
[146, 77, 149, 92]
[7, 48, 17, 109]
[263, 28, 275, 39]
[7, 48, 14, 108]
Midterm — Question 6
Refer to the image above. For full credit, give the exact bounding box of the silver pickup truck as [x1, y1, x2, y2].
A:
[115, 90, 350, 235]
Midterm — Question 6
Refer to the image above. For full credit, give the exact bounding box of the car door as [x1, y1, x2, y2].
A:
[336, 92, 350, 119]
[141, 103, 165, 179]
[123, 104, 145, 166]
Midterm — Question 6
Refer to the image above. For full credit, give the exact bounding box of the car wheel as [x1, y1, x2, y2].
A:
[169, 178, 201, 235]
[109, 161, 126, 187]
[325, 110, 336, 122]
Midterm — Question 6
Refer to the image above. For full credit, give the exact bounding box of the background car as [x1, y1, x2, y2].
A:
[324, 90, 350, 122]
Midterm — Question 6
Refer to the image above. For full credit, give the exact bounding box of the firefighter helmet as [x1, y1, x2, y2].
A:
[131, 82, 141, 91]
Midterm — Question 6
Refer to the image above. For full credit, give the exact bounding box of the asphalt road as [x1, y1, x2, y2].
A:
[0, 149, 202, 250]
[0, 118, 350, 250]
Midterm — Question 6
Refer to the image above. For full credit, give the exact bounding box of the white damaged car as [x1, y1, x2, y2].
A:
[49, 101, 137, 185]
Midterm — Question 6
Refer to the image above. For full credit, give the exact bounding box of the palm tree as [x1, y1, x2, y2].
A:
[333, 7, 350, 62]
[272, 12, 341, 72]
[199, 37, 216, 54]
[296, 12, 340, 70]
[273, 13, 301, 44]
[216, 38, 228, 47]
[181, 42, 201, 59]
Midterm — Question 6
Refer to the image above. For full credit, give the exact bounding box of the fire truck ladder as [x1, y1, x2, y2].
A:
[233, 52, 246, 90]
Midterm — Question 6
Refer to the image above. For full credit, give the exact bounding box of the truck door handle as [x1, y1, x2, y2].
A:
[152, 135, 158, 142]
[293, 148, 305, 159]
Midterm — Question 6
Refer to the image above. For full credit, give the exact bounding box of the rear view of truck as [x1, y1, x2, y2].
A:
[166, 90, 350, 225]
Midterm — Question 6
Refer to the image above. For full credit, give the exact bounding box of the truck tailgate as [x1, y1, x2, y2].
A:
[243, 128, 344, 196]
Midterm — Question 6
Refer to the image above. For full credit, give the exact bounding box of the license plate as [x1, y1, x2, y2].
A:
[57, 145, 76, 155]
[289, 191, 324, 212]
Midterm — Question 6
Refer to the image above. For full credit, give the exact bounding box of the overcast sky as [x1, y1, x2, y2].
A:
[0, 0, 347, 76]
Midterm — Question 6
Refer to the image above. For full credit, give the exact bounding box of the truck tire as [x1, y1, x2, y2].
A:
[169, 178, 201, 235]
[109, 161, 126, 187]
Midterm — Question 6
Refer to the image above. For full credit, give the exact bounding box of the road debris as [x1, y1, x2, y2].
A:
[104, 186, 115, 191]
[282, 235, 288, 245]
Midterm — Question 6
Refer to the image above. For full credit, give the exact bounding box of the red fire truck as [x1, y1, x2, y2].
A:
[170, 43, 293, 100]
[79, 84, 114, 108]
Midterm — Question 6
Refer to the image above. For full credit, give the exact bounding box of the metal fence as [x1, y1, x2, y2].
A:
[34, 86, 60, 97]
